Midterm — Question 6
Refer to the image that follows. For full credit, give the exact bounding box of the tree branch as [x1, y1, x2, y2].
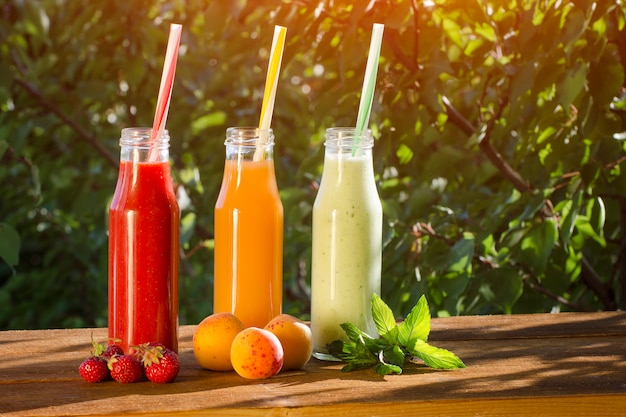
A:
[441, 95, 615, 310]
[581, 257, 617, 310]
[2, 24, 119, 169]
[410, 0, 420, 65]
[385, 30, 419, 72]
[14, 78, 118, 168]
[442, 95, 531, 194]
[523, 277, 590, 312]
[618, 196, 626, 309]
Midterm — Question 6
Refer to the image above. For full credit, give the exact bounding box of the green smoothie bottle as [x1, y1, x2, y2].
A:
[310, 127, 383, 358]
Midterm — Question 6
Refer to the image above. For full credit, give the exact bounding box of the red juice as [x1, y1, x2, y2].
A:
[108, 159, 179, 353]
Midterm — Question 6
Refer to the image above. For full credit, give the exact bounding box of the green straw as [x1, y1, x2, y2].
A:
[354, 23, 384, 150]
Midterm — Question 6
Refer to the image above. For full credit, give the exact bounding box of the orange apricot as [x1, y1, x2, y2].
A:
[230, 327, 284, 379]
[264, 314, 313, 370]
[193, 312, 245, 371]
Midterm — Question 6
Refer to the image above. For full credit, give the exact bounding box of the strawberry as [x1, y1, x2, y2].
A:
[79, 356, 109, 383]
[141, 345, 180, 384]
[108, 354, 143, 383]
[102, 344, 124, 359]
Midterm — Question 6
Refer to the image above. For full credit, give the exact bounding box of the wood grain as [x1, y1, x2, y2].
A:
[1, 312, 625, 416]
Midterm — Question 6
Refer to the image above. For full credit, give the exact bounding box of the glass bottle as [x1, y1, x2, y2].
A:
[108, 128, 180, 353]
[310, 127, 383, 357]
[214, 127, 283, 328]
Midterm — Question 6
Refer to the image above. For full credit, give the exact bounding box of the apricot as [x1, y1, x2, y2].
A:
[230, 327, 283, 379]
[264, 314, 313, 370]
[193, 312, 245, 371]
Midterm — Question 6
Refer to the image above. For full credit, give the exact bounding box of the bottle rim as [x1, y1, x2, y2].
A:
[225, 127, 274, 147]
[324, 127, 374, 149]
[120, 127, 170, 148]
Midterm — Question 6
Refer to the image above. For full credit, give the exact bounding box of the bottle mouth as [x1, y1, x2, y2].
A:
[120, 128, 170, 148]
[225, 127, 274, 147]
[324, 127, 374, 149]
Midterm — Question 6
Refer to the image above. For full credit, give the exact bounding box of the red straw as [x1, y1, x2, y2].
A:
[150, 23, 182, 160]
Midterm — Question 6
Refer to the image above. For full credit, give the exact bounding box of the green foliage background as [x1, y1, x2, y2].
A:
[1, 0, 625, 329]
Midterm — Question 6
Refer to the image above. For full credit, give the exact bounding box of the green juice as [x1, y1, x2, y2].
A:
[311, 142, 382, 356]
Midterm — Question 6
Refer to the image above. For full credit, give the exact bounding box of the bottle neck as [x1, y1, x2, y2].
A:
[119, 128, 170, 163]
[324, 127, 374, 158]
[225, 127, 275, 161]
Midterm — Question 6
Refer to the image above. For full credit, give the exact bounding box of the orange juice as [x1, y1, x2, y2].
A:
[214, 128, 283, 328]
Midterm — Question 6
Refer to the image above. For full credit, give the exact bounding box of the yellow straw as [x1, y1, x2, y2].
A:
[255, 25, 287, 161]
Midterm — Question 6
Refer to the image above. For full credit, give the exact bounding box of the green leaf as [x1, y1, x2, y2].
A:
[331, 295, 464, 374]
[569, 196, 606, 246]
[589, 52, 625, 108]
[191, 111, 227, 135]
[374, 362, 403, 376]
[556, 60, 587, 109]
[586, 197, 606, 238]
[442, 18, 464, 47]
[398, 295, 430, 346]
[447, 233, 474, 273]
[326, 340, 347, 358]
[557, 190, 583, 245]
[0, 223, 20, 267]
[396, 143, 414, 164]
[536, 126, 557, 144]
[0, 140, 8, 159]
[180, 212, 196, 246]
[474, 22, 496, 42]
[382, 344, 406, 368]
[340, 322, 371, 343]
[410, 340, 466, 370]
[372, 293, 398, 342]
[342, 342, 372, 360]
[478, 267, 523, 314]
[574, 216, 606, 246]
[338, 322, 387, 353]
[520, 219, 558, 274]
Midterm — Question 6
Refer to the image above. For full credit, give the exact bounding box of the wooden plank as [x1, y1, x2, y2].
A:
[4, 395, 625, 417]
[430, 311, 626, 340]
[1, 313, 625, 416]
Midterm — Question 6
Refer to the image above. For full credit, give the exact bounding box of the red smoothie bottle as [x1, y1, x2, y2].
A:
[108, 128, 179, 353]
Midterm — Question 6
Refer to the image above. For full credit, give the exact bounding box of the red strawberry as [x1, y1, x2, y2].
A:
[108, 354, 143, 383]
[102, 344, 124, 359]
[79, 356, 109, 383]
[141, 346, 180, 384]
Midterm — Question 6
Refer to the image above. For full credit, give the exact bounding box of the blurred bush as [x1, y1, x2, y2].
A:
[0, 0, 625, 329]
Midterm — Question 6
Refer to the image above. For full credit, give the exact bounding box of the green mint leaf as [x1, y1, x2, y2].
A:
[372, 293, 399, 343]
[410, 339, 466, 370]
[340, 322, 374, 342]
[374, 362, 403, 375]
[330, 295, 465, 375]
[398, 295, 430, 346]
[351, 340, 377, 359]
[331, 337, 380, 372]
[326, 340, 347, 358]
[329, 326, 380, 364]
[340, 321, 388, 353]
[382, 344, 406, 368]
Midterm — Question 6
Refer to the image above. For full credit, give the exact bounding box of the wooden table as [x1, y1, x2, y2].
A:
[1, 312, 625, 416]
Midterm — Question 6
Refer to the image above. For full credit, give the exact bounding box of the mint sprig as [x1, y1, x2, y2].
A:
[326, 294, 465, 375]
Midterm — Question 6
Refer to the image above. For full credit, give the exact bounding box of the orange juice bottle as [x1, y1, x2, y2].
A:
[214, 127, 283, 328]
